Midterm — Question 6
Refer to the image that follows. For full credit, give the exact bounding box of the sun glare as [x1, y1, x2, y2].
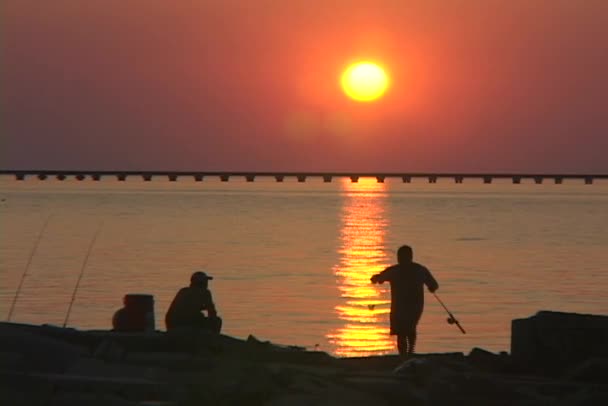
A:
[341, 62, 389, 102]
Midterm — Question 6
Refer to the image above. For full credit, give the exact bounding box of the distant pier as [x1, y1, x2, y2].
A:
[2, 170, 606, 184]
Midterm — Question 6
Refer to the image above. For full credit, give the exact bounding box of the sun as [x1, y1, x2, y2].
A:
[341, 61, 390, 102]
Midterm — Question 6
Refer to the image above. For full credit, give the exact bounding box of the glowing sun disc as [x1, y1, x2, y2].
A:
[341, 62, 389, 102]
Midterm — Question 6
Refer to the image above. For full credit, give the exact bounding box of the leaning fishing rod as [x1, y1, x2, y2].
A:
[433, 292, 466, 334]
[6, 215, 53, 321]
[63, 222, 104, 328]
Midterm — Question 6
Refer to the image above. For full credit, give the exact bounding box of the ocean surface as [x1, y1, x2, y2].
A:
[1, 176, 607, 357]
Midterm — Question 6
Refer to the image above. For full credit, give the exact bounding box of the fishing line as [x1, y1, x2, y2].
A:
[62, 221, 104, 328]
[7, 214, 53, 322]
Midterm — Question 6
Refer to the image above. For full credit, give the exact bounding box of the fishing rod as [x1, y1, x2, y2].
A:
[63, 222, 104, 328]
[6, 215, 53, 321]
[433, 292, 466, 334]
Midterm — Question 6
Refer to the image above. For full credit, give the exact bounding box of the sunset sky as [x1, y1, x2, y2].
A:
[3, 1, 607, 172]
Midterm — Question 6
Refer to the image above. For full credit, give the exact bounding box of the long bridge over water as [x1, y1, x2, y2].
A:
[1, 170, 606, 184]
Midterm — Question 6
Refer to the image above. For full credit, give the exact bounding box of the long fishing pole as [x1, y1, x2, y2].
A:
[7, 215, 53, 322]
[433, 292, 466, 334]
[62, 222, 103, 328]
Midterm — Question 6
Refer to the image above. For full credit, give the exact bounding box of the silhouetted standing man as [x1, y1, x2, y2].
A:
[371, 245, 438, 356]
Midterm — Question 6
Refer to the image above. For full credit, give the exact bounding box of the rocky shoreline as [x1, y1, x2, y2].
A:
[1, 310, 607, 405]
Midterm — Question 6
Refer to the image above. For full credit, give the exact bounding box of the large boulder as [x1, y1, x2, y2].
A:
[511, 311, 608, 374]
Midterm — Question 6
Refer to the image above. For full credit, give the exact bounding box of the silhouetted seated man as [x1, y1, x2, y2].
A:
[165, 271, 222, 334]
[371, 245, 438, 356]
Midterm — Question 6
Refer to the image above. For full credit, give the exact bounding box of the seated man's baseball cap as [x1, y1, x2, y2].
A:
[191, 271, 213, 284]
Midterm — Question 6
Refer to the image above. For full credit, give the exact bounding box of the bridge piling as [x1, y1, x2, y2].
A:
[1, 171, 605, 185]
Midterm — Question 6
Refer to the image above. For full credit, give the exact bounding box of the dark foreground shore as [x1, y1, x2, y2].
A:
[1, 311, 607, 405]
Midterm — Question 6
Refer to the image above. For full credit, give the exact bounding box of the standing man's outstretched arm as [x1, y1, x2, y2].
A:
[371, 267, 394, 284]
[422, 267, 439, 292]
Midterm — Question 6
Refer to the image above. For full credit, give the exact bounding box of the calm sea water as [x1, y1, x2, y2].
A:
[1, 176, 607, 357]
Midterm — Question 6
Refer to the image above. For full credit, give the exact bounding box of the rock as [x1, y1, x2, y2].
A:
[165, 327, 207, 353]
[66, 357, 169, 382]
[124, 352, 215, 371]
[555, 385, 608, 406]
[93, 339, 126, 361]
[511, 311, 608, 375]
[394, 357, 434, 376]
[31, 372, 176, 402]
[0, 323, 88, 373]
[266, 378, 388, 406]
[427, 371, 531, 406]
[246, 334, 272, 346]
[48, 392, 136, 406]
[0, 370, 54, 406]
[393, 354, 472, 386]
[166, 328, 250, 355]
[0, 351, 23, 371]
[3, 313, 606, 405]
[468, 347, 513, 373]
[246, 348, 335, 365]
[224, 364, 284, 404]
[87, 330, 170, 353]
[336, 355, 402, 371]
[1, 322, 106, 353]
[562, 358, 608, 384]
[181, 361, 283, 405]
[266, 362, 341, 378]
[342, 373, 426, 405]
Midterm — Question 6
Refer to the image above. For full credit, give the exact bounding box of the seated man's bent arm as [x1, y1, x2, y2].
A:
[208, 303, 218, 318]
[202, 290, 218, 317]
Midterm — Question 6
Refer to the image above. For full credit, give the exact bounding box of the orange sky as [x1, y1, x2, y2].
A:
[3, 1, 608, 172]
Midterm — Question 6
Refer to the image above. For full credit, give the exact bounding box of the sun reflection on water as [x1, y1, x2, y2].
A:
[327, 178, 394, 357]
